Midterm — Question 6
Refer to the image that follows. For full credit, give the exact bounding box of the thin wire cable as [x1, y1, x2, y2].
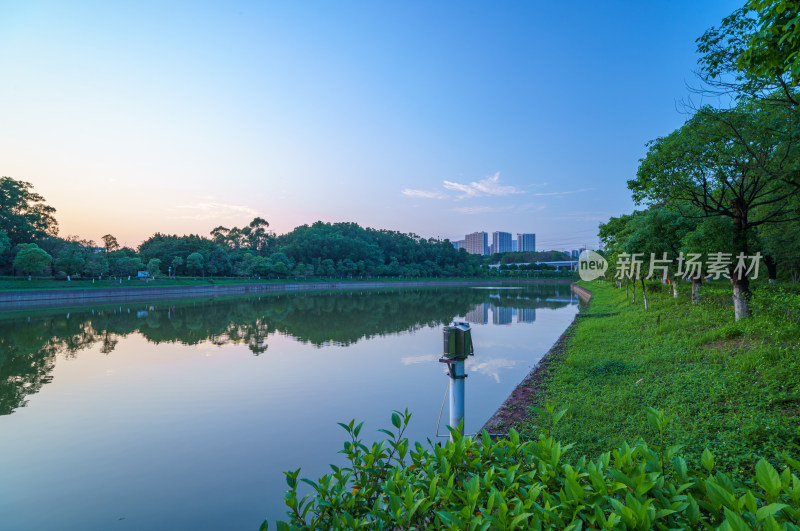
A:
[435, 378, 449, 438]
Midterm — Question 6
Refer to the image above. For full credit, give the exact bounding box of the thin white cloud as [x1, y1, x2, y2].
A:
[453, 205, 515, 215]
[401, 189, 448, 199]
[174, 201, 260, 220]
[401, 172, 525, 201]
[443, 172, 525, 200]
[533, 188, 593, 197]
[465, 357, 517, 383]
[517, 202, 547, 211]
[400, 354, 439, 365]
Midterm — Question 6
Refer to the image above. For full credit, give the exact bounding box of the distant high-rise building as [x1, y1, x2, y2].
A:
[492, 231, 512, 254]
[492, 305, 513, 325]
[571, 248, 586, 259]
[512, 240, 518, 252]
[517, 233, 536, 252]
[466, 303, 489, 324]
[465, 232, 488, 255]
[517, 308, 536, 323]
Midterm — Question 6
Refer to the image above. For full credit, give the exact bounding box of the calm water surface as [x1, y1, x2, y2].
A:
[0, 283, 578, 530]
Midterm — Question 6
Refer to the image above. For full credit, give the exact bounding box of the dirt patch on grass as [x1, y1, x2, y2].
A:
[703, 338, 758, 352]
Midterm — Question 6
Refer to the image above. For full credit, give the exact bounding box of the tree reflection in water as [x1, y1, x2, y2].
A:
[0, 284, 576, 415]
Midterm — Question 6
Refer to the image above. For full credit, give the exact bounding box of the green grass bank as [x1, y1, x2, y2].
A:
[519, 280, 800, 474]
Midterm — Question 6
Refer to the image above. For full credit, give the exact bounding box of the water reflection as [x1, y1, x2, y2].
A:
[0, 283, 577, 416]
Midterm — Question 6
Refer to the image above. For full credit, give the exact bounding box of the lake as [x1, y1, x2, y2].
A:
[0, 282, 579, 530]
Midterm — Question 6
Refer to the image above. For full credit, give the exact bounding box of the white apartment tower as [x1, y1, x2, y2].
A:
[465, 232, 488, 255]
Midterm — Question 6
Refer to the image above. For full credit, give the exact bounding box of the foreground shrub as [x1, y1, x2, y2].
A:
[263, 409, 800, 530]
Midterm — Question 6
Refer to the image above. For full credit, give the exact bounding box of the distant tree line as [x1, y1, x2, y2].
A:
[0, 176, 573, 281]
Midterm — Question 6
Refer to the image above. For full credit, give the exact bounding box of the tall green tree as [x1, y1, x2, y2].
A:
[171, 256, 183, 277]
[111, 255, 143, 277]
[147, 258, 161, 277]
[13, 243, 52, 278]
[186, 252, 204, 278]
[55, 244, 86, 278]
[0, 177, 59, 245]
[84, 253, 109, 279]
[630, 103, 797, 319]
[102, 234, 120, 252]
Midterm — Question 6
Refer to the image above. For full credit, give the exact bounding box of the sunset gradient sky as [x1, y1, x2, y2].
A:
[0, 1, 741, 250]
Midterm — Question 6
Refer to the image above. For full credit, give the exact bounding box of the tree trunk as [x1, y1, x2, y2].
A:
[641, 278, 648, 310]
[691, 274, 702, 304]
[731, 198, 752, 320]
[626, 279, 629, 300]
[661, 268, 668, 285]
[632, 279, 636, 303]
[732, 274, 752, 321]
[672, 279, 678, 298]
[765, 255, 777, 284]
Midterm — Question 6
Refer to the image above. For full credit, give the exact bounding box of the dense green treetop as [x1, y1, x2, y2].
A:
[697, 0, 800, 104]
[630, 103, 797, 238]
[0, 177, 58, 246]
[12, 243, 52, 276]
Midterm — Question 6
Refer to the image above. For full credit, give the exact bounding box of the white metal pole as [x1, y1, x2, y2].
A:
[449, 359, 465, 440]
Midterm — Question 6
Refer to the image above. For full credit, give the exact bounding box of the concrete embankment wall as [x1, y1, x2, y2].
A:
[0, 279, 572, 311]
[570, 283, 593, 304]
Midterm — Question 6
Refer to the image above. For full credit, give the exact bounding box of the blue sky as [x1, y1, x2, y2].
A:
[0, 1, 742, 250]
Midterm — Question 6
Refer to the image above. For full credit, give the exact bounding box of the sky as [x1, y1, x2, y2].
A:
[0, 0, 743, 251]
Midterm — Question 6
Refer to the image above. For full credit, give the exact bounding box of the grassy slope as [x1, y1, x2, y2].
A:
[521, 280, 800, 475]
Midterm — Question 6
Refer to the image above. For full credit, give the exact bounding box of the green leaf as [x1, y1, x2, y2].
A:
[565, 476, 585, 502]
[723, 508, 750, 531]
[284, 469, 300, 489]
[646, 407, 661, 431]
[665, 444, 684, 461]
[705, 479, 734, 510]
[686, 493, 700, 525]
[391, 412, 402, 429]
[784, 455, 800, 472]
[509, 513, 533, 529]
[756, 503, 789, 522]
[259, 520, 269, 531]
[553, 407, 568, 426]
[756, 459, 782, 498]
[762, 515, 783, 531]
[655, 509, 676, 519]
[743, 490, 757, 515]
[701, 448, 715, 473]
